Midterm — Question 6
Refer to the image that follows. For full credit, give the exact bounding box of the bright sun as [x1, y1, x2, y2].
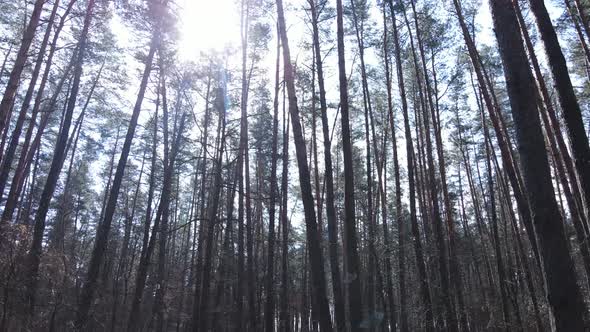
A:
[178, 0, 241, 58]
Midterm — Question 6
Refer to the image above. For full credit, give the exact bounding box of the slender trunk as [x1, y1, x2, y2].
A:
[308, 1, 345, 329]
[75, 28, 159, 330]
[279, 82, 291, 332]
[457, 149, 489, 327]
[111, 151, 146, 331]
[25, 0, 95, 319]
[21, 147, 40, 225]
[336, 0, 363, 329]
[190, 68, 213, 327]
[387, 1, 434, 329]
[51, 61, 103, 250]
[528, 0, 590, 222]
[407, 2, 468, 326]
[0, 0, 78, 224]
[382, 5, 403, 331]
[196, 81, 227, 332]
[152, 58, 175, 332]
[400, 4, 456, 329]
[0, 0, 60, 199]
[0, 0, 45, 134]
[0, 44, 13, 84]
[515, 0, 587, 228]
[264, 30, 280, 332]
[238, 2, 256, 329]
[276, 0, 333, 330]
[573, 0, 590, 46]
[452, 0, 543, 271]
[492, 149, 545, 332]
[127, 76, 160, 332]
[483, 110, 511, 330]
[542, 109, 590, 289]
[564, 0, 590, 79]
[212, 161, 237, 330]
[490, 1, 587, 329]
[349, 2, 377, 325]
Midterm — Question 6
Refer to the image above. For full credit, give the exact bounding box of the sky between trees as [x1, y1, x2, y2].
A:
[0, 0, 590, 331]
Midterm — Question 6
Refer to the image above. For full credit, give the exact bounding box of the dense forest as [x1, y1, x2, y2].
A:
[0, 0, 589, 330]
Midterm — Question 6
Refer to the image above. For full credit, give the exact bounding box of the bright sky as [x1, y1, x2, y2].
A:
[178, 0, 241, 59]
[107, 0, 570, 226]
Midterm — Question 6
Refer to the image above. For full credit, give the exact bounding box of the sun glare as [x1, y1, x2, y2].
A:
[178, 0, 241, 58]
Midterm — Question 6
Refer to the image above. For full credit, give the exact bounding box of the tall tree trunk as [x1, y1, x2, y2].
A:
[382, 5, 403, 331]
[400, 4, 456, 329]
[0, 0, 60, 199]
[349, 1, 377, 325]
[0, 0, 78, 224]
[75, 24, 160, 330]
[492, 146, 546, 332]
[452, 0, 543, 271]
[522, 0, 590, 283]
[308, 0, 345, 330]
[51, 62, 102, 252]
[276, 0, 333, 330]
[564, 0, 590, 79]
[25, 0, 95, 320]
[234, 2, 252, 328]
[490, 1, 587, 329]
[237, 2, 257, 329]
[483, 110, 511, 330]
[157, 59, 172, 327]
[196, 81, 227, 332]
[387, 0, 434, 329]
[0, 0, 45, 135]
[407, 2, 469, 327]
[336, 0, 363, 329]
[264, 29, 280, 332]
[573, 0, 590, 46]
[528, 0, 590, 221]
[211, 161, 237, 331]
[111, 150, 146, 331]
[456, 144, 490, 328]
[189, 66, 213, 328]
[514, 0, 587, 226]
[279, 82, 291, 332]
[127, 76, 161, 332]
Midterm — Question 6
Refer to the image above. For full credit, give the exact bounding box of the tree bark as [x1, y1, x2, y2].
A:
[382, 5, 403, 331]
[400, 4, 457, 329]
[0, 0, 78, 224]
[279, 81, 291, 332]
[276, 0, 333, 330]
[196, 81, 226, 332]
[490, 0, 587, 329]
[0, 0, 60, 200]
[127, 73, 161, 332]
[483, 110, 511, 330]
[308, 0, 345, 330]
[387, 1, 434, 329]
[75, 26, 159, 330]
[452, 0, 543, 271]
[336, 0, 364, 329]
[0, 0, 45, 135]
[528, 0, 590, 222]
[25, 0, 95, 319]
[264, 28, 280, 332]
[573, 0, 590, 46]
